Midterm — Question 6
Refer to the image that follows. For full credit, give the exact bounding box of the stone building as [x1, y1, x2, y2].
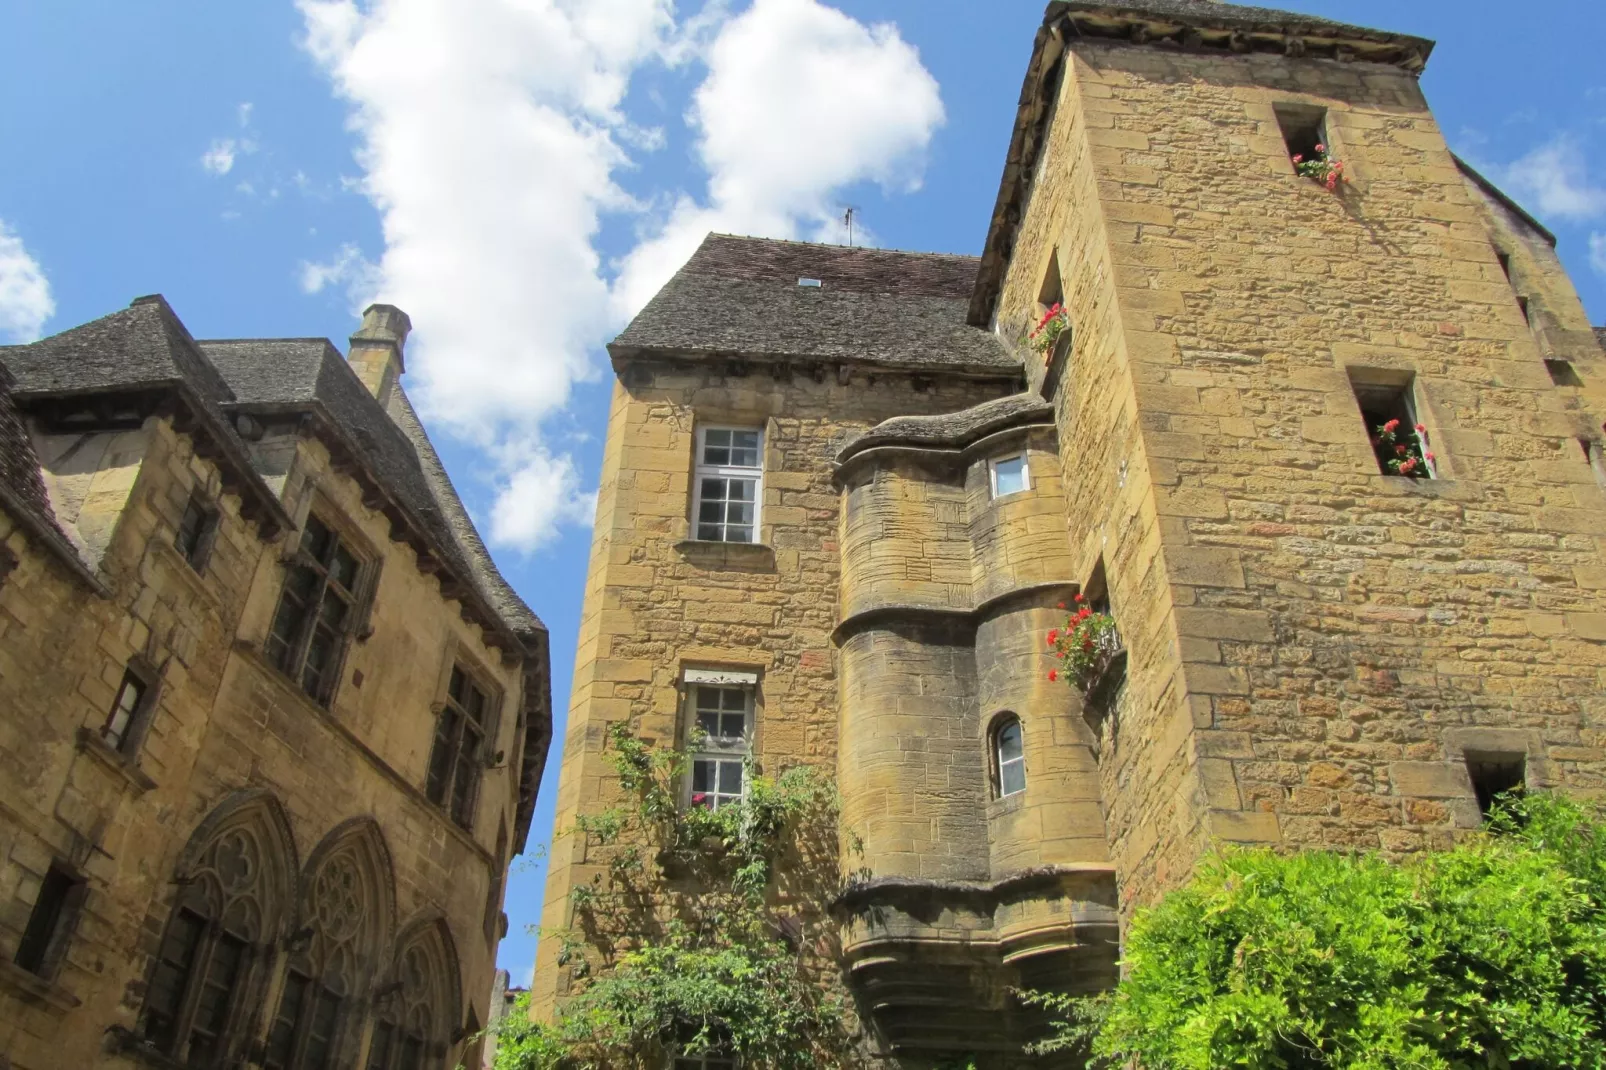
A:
[534, 0, 1606, 1063]
[0, 295, 551, 1069]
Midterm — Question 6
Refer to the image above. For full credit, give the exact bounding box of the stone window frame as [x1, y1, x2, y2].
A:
[1346, 367, 1440, 480]
[174, 489, 220, 574]
[987, 453, 1032, 500]
[1465, 751, 1526, 818]
[681, 668, 759, 812]
[691, 425, 764, 544]
[988, 713, 1027, 800]
[12, 858, 88, 982]
[264, 508, 377, 707]
[100, 656, 162, 757]
[1273, 101, 1330, 171]
[425, 653, 503, 833]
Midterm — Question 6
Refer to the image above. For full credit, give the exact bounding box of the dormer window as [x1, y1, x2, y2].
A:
[989, 454, 1030, 499]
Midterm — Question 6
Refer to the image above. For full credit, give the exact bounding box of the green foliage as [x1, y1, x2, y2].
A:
[1027, 793, 1606, 1069]
[485, 993, 568, 1070]
[532, 722, 851, 1069]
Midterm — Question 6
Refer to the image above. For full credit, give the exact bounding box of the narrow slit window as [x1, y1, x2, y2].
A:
[1545, 359, 1582, 387]
[1274, 103, 1328, 165]
[175, 493, 218, 572]
[1350, 374, 1436, 479]
[1037, 250, 1063, 314]
[1465, 752, 1525, 818]
[687, 683, 753, 811]
[989, 455, 1030, 499]
[14, 862, 86, 978]
[693, 427, 763, 543]
[993, 718, 1026, 799]
[102, 666, 154, 754]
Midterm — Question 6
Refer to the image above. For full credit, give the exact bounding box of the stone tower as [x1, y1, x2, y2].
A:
[535, 0, 1606, 1063]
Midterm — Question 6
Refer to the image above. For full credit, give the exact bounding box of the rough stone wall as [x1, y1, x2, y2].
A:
[995, 39, 1606, 916]
[0, 415, 525, 1070]
[531, 360, 1021, 1015]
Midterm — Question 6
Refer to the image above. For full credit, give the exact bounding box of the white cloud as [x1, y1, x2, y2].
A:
[1591, 232, 1606, 276]
[299, 242, 381, 307]
[298, 0, 942, 552]
[201, 139, 239, 176]
[0, 219, 54, 343]
[1499, 137, 1606, 222]
[611, 0, 944, 318]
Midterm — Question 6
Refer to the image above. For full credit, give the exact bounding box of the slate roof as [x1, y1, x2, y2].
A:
[612, 234, 1020, 374]
[837, 393, 1053, 463]
[199, 338, 544, 639]
[0, 363, 61, 534]
[3, 296, 291, 533]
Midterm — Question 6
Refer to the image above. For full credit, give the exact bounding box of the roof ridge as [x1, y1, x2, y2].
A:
[704, 232, 979, 261]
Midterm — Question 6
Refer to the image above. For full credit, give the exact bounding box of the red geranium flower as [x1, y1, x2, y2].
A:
[1048, 670, 1058, 682]
[1047, 629, 1059, 645]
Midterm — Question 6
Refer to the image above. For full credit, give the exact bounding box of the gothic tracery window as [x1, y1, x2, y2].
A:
[267, 822, 393, 1070]
[140, 793, 294, 1067]
[368, 921, 461, 1070]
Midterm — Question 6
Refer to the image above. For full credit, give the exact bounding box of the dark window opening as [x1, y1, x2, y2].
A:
[1517, 295, 1532, 325]
[175, 494, 218, 572]
[264, 970, 341, 1070]
[1275, 103, 1328, 164]
[1037, 249, 1063, 314]
[426, 664, 490, 830]
[1495, 249, 1513, 281]
[1350, 375, 1434, 479]
[141, 907, 254, 1062]
[102, 666, 155, 754]
[265, 516, 364, 705]
[14, 862, 85, 978]
[1545, 359, 1582, 387]
[142, 908, 207, 1051]
[1466, 752, 1525, 818]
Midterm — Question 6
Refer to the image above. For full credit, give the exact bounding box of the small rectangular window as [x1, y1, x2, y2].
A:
[102, 667, 153, 753]
[687, 684, 753, 811]
[426, 664, 492, 830]
[1274, 103, 1328, 164]
[175, 493, 218, 572]
[265, 515, 366, 704]
[675, 1054, 738, 1070]
[693, 427, 763, 543]
[1349, 372, 1435, 479]
[989, 455, 1030, 498]
[797, 277, 822, 288]
[1465, 752, 1525, 818]
[14, 861, 86, 978]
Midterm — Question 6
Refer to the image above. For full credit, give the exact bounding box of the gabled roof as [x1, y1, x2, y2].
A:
[3, 296, 292, 535]
[612, 234, 1020, 375]
[1453, 155, 1556, 246]
[199, 337, 545, 642]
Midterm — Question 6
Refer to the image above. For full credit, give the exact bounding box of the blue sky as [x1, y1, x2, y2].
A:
[2, 0, 1603, 989]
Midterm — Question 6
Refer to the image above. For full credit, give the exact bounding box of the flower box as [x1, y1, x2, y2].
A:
[1047, 596, 1125, 709]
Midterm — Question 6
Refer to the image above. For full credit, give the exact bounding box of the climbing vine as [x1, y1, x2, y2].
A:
[492, 723, 856, 1069]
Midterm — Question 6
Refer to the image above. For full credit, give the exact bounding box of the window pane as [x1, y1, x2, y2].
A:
[104, 672, 145, 750]
[318, 592, 349, 629]
[997, 721, 1023, 764]
[15, 865, 77, 975]
[399, 1034, 425, 1070]
[719, 712, 745, 739]
[187, 932, 248, 1062]
[330, 546, 360, 590]
[366, 1023, 396, 1070]
[692, 760, 714, 794]
[725, 525, 754, 544]
[1000, 757, 1026, 798]
[452, 731, 481, 828]
[301, 516, 332, 559]
[728, 430, 760, 467]
[426, 709, 460, 804]
[304, 989, 341, 1070]
[697, 711, 722, 738]
[449, 666, 466, 704]
[727, 479, 754, 502]
[265, 971, 308, 1070]
[143, 909, 206, 1051]
[303, 629, 336, 698]
[993, 456, 1027, 497]
[176, 498, 208, 562]
[718, 762, 743, 795]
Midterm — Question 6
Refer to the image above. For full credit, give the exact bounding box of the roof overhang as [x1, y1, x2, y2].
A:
[606, 343, 1024, 382]
[968, 1, 1436, 328]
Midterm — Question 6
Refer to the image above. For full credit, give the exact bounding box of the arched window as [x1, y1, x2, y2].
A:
[367, 919, 462, 1070]
[992, 717, 1026, 799]
[140, 791, 296, 1065]
[267, 820, 394, 1070]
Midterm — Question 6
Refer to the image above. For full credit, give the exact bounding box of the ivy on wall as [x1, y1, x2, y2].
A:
[1024, 793, 1606, 1069]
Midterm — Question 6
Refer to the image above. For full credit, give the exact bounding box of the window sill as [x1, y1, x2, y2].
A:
[0, 957, 80, 1012]
[987, 791, 1026, 821]
[673, 540, 776, 570]
[76, 728, 157, 794]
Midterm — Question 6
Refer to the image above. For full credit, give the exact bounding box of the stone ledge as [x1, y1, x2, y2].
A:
[833, 580, 1079, 646]
[671, 539, 776, 572]
[75, 728, 157, 794]
[0, 957, 80, 1012]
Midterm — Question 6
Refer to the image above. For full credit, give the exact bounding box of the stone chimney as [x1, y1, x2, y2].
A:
[347, 303, 412, 410]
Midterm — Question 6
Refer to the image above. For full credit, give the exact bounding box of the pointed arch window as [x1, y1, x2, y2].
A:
[991, 716, 1026, 799]
[139, 795, 294, 1066]
[369, 922, 460, 1070]
[267, 824, 393, 1070]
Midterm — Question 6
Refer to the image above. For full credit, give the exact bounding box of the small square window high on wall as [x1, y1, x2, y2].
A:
[174, 492, 218, 572]
[693, 427, 763, 543]
[989, 454, 1030, 499]
[1348, 370, 1437, 480]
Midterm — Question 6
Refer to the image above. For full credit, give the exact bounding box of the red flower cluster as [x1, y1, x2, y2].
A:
[1293, 143, 1347, 192]
[1045, 593, 1119, 688]
[1029, 302, 1070, 360]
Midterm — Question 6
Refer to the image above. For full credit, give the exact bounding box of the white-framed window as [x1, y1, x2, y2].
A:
[694, 427, 763, 543]
[675, 1053, 737, 1070]
[992, 717, 1026, 799]
[989, 454, 1031, 499]
[684, 672, 756, 811]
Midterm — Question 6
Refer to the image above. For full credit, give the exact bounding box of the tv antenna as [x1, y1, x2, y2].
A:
[842, 206, 859, 248]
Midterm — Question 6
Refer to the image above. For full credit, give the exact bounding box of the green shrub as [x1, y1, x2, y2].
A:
[1028, 794, 1606, 1069]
